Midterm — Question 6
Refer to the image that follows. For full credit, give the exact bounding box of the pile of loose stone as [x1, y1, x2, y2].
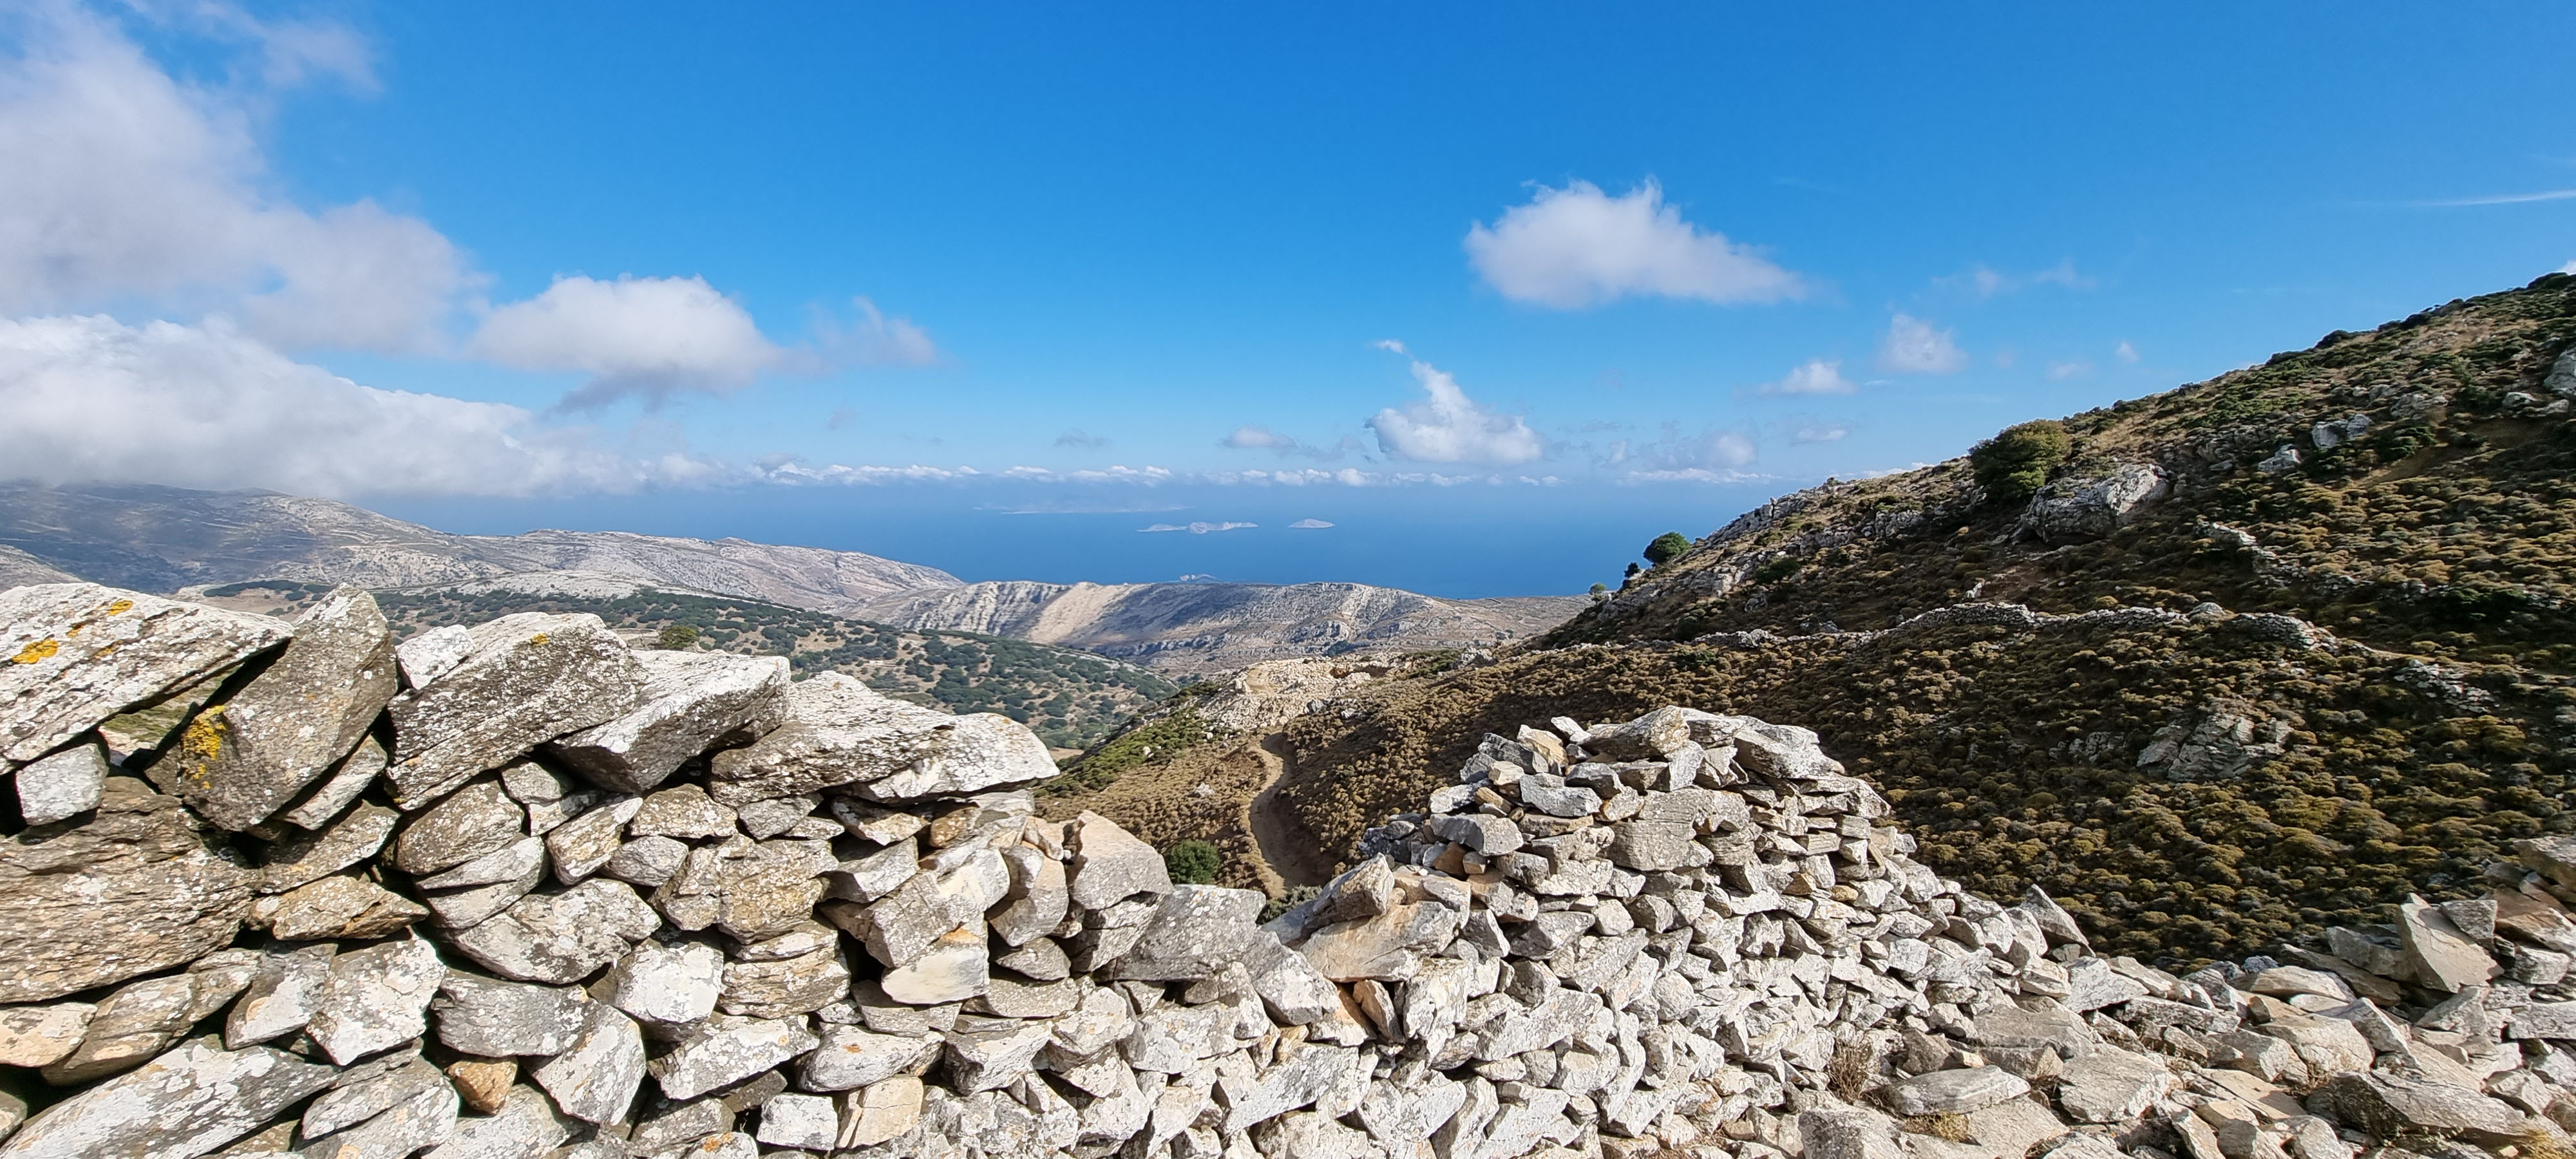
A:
[6, 583, 2576, 1159]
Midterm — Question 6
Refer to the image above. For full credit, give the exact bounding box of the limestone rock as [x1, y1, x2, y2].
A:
[167, 588, 396, 831]
[651, 836, 827, 943]
[309, 938, 447, 1064]
[529, 1002, 646, 1125]
[447, 880, 661, 985]
[390, 780, 524, 876]
[799, 1024, 941, 1092]
[756, 1091, 838, 1151]
[718, 946, 850, 1020]
[1883, 1066, 2030, 1117]
[542, 796, 638, 884]
[2022, 463, 2171, 543]
[432, 972, 591, 1057]
[258, 802, 399, 894]
[396, 626, 472, 688]
[277, 735, 389, 831]
[1067, 811, 1171, 910]
[0, 780, 255, 1003]
[40, 975, 202, 1084]
[705, 674, 1052, 806]
[0, 1041, 336, 1159]
[2397, 894, 2498, 992]
[649, 1016, 821, 1101]
[880, 927, 989, 1005]
[2306, 1072, 2536, 1145]
[1104, 885, 1265, 981]
[0, 583, 290, 764]
[383, 613, 648, 809]
[0, 1003, 94, 1068]
[419, 1084, 572, 1159]
[267, 874, 427, 941]
[842, 1076, 925, 1148]
[609, 940, 726, 1029]
[225, 946, 336, 1048]
[2057, 1048, 2175, 1123]
[14, 740, 106, 825]
[544, 652, 789, 793]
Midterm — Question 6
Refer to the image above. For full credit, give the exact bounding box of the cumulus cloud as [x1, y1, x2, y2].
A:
[0, 5, 471, 352]
[1759, 359, 1855, 396]
[2560, 259, 2576, 275]
[1464, 180, 1805, 309]
[1367, 353, 1544, 464]
[2116, 340, 2141, 364]
[1288, 518, 1334, 529]
[469, 275, 782, 409]
[0, 314, 697, 497]
[1055, 430, 1108, 449]
[1140, 522, 1256, 534]
[1877, 314, 1967, 374]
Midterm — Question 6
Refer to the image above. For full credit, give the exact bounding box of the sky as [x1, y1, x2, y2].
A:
[3, 2, 2573, 596]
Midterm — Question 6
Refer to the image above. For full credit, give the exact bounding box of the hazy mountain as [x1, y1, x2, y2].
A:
[0, 482, 960, 608]
[857, 578, 1588, 674]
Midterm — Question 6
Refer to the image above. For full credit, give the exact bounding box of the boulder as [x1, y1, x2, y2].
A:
[2021, 463, 2171, 543]
[0, 583, 290, 764]
[2306, 1072, 2537, 1146]
[1882, 1066, 2031, 1117]
[2396, 894, 2497, 992]
[0, 1041, 336, 1159]
[383, 613, 649, 809]
[14, 740, 106, 825]
[1066, 811, 1171, 910]
[544, 651, 790, 793]
[2057, 1048, 2175, 1123]
[167, 587, 396, 831]
[0, 779, 254, 1003]
[705, 674, 1053, 806]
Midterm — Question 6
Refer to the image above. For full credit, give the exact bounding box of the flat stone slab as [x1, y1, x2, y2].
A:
[0, 583, 290, 764]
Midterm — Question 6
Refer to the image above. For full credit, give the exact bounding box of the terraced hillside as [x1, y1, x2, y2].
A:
[200, 576, 1177, 751]
[1070, 273, 2576, 967]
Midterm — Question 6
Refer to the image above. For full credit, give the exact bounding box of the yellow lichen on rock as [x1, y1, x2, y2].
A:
[177, 704, 231, 782]
[10, 638, 58, 664]
[104, 599, 134, 615]
[528, 633, 549, 647]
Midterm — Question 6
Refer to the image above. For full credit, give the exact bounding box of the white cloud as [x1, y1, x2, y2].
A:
[1791, 424, 1848, 444]
[469, 276, 782, 409]
[1464, 180, 1804, 309]
[1942, 259, 2091, 298]
[1367, 353, 1544, 464]
[1877, 314, 1967, 374]
[1370, 339, 1407, 354]
[2047, 361, 2091, 381]
[1222, 424, 1294, 449]
[802, 297, 938, 369]
[2559, 259, 2576, 275]
[2116, 340, 2141, 364]
[1759, 358, 1855, 395]
[0, 314, 696, 497]
[1607, 425, 1759, 482]
[1288, 518, 1334, 529]
[1140, 522, 1256, 534]
[1054, 430, 1108, 449]
[0, 5, 471, 352]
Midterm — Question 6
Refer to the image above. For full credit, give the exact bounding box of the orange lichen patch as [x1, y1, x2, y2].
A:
[10, 639, 59, 664]
[178, 704, 230, 774]
[104, 599, 134, 615]
[529, 633, 550, 648]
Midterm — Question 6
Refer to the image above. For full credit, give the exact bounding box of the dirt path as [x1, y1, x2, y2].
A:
[1242, 733, 1338, 892]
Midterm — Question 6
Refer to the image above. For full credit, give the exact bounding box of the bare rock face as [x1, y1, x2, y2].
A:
[167, 587, 397, 831]
[383, 614, 648, 809]
[706, 674, 1053, 807]
[0, 779, 254, 1003]
[0, 583, 290, 764]
[2020, 462, 2171, 545]
[545, 652, 790, 793]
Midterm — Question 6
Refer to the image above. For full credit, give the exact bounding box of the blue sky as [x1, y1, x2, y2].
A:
[4, 3, 2573, 595]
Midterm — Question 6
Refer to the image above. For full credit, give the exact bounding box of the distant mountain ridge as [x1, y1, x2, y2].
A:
[0, 482, 960, 610]
[857, 578, 1586, 674]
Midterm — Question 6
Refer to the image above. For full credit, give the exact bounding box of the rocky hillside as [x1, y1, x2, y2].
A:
[0, 482, 960, 609]
[9, 578, 2576, 1159]
[1072, 274, 2576, 968]
[194, 574, 1177, 753]
[857, 580, 1584, 675]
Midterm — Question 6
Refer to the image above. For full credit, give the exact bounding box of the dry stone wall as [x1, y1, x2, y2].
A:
[6, 582, 2576, 1159]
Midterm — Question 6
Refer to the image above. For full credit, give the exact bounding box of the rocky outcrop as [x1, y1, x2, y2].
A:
[2018, 463, 2169, 544]
[5, 583, 2576, 1159]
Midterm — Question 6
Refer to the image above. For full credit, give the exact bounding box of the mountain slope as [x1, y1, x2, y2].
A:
[0, 482, 960, 608]
[1058, 272, 2576, 966]
[857, 578, 1585, 674]
[198, 573, 1177, 750]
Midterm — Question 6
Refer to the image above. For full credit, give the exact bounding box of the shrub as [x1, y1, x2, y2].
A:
[656, 623, 699, 650]
[1969, 419, 2073, 503]
[1164, 840, 1220, 885]
[1644, 532, 1694, 567]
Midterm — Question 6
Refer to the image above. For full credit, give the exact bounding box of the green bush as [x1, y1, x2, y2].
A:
[656, 623, 700, 649]
[1969, 419, 2072, 503]
[1643, 532, 1694, 567]
[1164, 840, 1220, 885]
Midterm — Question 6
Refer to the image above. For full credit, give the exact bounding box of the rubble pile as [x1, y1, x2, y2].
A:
[4, 582, 2576, 1159]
